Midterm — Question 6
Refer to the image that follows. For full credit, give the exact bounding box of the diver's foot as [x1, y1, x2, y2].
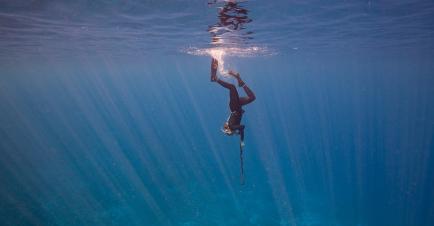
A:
[211, 58, 218, 82]
[228, 70, 240, 79]
[228, 70, 245, 87]
[211, 72, 217, 82]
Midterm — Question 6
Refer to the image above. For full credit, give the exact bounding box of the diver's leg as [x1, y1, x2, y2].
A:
[228, 71, 256, 105]
[239, 84, 256, 106]
[210, 58, 218, 82]
[216, 78, 234, 89]
[217, 79, 241, 111]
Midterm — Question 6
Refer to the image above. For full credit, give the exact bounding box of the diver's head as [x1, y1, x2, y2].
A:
[221, 122, 234, 136]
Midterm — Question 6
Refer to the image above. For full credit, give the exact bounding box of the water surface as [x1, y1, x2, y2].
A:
[1, 1, 434, 226]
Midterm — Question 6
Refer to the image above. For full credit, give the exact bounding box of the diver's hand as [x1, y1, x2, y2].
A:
[240, 141, 245, 147]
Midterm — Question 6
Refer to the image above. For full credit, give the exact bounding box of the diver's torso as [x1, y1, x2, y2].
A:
[228, 110, 243, 127]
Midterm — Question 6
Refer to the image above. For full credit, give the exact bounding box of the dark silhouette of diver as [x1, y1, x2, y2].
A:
[210, 58, 255, 147]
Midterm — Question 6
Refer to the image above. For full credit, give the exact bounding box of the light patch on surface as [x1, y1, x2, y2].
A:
[182, 46, 276, 76]
[208, 48, 228, 75]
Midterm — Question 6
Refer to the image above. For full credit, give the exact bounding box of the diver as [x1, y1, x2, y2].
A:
[210, 58, 256, 147]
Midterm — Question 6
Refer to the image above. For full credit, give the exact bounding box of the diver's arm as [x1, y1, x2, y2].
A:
[231, 124, 245, 142]
[239, 127, 245, 147]
[239, 127, 244, 142]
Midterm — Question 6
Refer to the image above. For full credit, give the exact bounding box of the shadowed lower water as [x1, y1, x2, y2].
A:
[1, 1, 434, 226]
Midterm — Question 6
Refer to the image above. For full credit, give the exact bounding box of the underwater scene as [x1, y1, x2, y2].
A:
[1, 0, 434, 225]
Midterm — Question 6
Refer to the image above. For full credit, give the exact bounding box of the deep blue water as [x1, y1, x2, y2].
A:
[1, 1, 434, 226]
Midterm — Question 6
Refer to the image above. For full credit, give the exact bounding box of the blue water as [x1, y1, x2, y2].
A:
[1, 1, 434, 226]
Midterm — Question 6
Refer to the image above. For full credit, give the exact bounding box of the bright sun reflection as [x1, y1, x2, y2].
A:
[183, 46, 276, 76]
[208, 48, 228, 76]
